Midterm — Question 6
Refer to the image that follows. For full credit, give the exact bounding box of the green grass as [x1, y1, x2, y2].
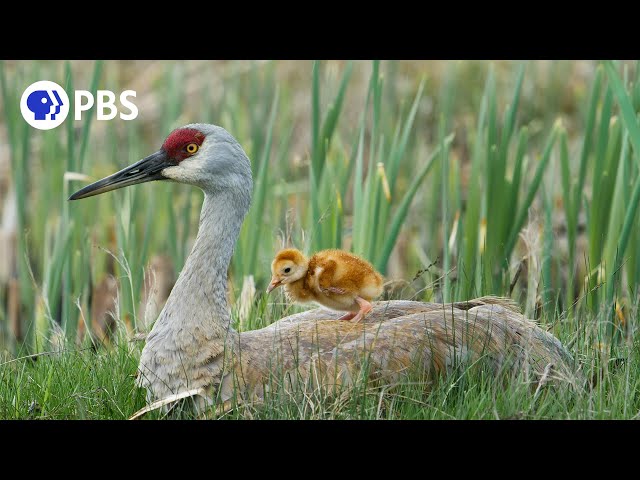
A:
[2, 299, 639, 419]
[1, 60, 640, 419]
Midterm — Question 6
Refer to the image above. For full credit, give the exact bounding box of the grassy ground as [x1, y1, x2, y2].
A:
[2, 299, 639, 419]
[1, 60, 640, 419]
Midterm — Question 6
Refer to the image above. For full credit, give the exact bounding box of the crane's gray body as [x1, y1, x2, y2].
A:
[131, 124, 578, 407]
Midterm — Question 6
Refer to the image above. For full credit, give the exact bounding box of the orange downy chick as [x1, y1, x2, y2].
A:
[267, 248, 384, 322]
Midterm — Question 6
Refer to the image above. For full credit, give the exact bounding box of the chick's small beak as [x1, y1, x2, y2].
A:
[266, 277, 282, 294]
[68, 150, 174, 200]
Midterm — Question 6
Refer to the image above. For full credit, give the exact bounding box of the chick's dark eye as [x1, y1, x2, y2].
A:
[284, 267, 291, 274]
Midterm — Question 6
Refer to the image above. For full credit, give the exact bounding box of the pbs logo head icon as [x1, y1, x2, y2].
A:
[20, 80, 70, 130]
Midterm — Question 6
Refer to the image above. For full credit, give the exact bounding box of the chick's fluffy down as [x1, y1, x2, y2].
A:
[308, 249, 383, 311]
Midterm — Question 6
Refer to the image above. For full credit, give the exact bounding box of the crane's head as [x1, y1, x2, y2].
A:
[69, 123, 252, 201]
[267, 248, 308, 293]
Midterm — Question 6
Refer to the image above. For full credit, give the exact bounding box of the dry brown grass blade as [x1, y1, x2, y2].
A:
[129, 387, 206, 420]
[533, 362, 554, 402]
[0, 350, 57, 367]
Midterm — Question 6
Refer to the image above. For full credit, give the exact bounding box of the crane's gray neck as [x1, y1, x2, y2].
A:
[137, 183, 251, 399]
[149, 187, 249, 347]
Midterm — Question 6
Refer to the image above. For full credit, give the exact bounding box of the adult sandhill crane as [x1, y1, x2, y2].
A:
[70, 124, 576, 413]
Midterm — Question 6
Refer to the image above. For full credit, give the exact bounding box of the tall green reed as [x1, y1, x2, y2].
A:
[2, 60, 640, 355]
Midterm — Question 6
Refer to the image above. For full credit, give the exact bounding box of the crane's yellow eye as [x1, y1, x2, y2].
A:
[186, 143, 199, 154]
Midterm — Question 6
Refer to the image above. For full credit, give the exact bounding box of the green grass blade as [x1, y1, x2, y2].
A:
[574, 66, 603, 222]
[317, 61, 353, 178]
[247, 88, 279, 276]
[506, 127, 529, 225]
[377, 134, 454, 273]
[606, 61, 640, 156]
[311, 61, 320, 182]
[388, 78, 426, 189]
[504, 124, 558, 261]
[604, 61, 640, 320]
[558, 126, 576, 312]
[460, 68, 492, 297]
[77, 60, 103, 171]
[439, 116, 451, 301]
[542, 187, 553, 316]
[500, 63, 525, 158]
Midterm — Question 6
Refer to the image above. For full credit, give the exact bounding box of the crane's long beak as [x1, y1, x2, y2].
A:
[68, 150, 174, 200]
[266, 277, 282, 294]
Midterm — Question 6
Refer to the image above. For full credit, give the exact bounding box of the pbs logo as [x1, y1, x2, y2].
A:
[20, 80, 70, 130]
[21, 80, 138, 130]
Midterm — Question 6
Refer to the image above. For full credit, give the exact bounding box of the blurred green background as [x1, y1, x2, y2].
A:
[1, 60, 639, 357]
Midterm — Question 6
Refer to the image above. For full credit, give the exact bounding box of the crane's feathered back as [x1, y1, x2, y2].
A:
[229, 297, 574, 403]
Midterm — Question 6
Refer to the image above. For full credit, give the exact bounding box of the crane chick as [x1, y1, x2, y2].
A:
[267, 248, 384, 322]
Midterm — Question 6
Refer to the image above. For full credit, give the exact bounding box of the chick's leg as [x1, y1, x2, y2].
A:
[350, 297, 373, 323]
[338, 311, 358, 321]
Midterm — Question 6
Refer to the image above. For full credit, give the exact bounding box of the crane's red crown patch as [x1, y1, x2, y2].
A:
[162, 128, 205, 161]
